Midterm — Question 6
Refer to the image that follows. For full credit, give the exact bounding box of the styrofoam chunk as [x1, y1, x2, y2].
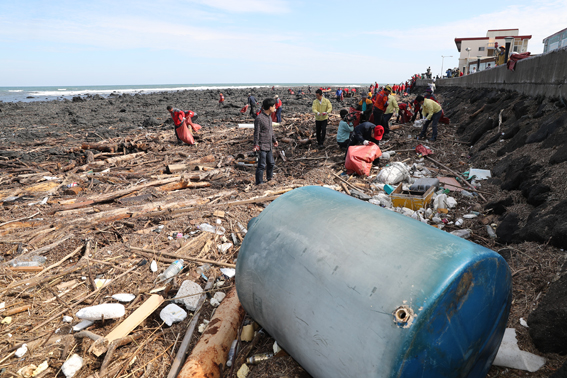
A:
[73, 320, 94, 331]
[76, 303, 125, 321]
[214, 292, 226, 303]
[150, 260, 158, 272]
[493, 328, 545, 372]
[62, 316, 73, 323]
[15, 343, 28, 357]
[112, 293, 136, 302]
[160, 304, 187, 326]
[62, 354, 83, 378]
[175, 280, 203, 311]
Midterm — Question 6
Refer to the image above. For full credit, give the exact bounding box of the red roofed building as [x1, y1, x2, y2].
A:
[455, 29, 532, 74]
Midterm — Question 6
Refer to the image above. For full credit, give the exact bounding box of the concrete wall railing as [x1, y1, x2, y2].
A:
[434, 48, 567, 100]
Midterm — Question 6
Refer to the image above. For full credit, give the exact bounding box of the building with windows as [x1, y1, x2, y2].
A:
[455, 29, 532, 74]
[543, 28, 567, 53]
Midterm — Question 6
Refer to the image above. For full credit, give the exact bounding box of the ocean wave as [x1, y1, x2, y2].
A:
[58, 88, 66, 91]
[8, 90, 23, 92]
[30, 85, 274, 98]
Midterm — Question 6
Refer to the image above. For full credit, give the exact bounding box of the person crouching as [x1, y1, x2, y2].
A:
[253, 98, 279, 185]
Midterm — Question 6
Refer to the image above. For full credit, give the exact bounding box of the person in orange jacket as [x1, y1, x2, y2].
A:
[218, 93, 225, 107]
[372, 85, 392, 138]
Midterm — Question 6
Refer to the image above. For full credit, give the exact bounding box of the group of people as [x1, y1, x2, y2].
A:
[167, 81, 445, 184]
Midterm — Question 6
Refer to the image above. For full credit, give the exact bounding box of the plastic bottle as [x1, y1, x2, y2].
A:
[455, 218, 464, 227]
[157, 260, 184, 282]
[237, 222, 248, 235]
[226, 339, 238, 367]
[11, 255, 47, 267]
[247, 352, 274, 365]
[196, 263, 211, 277]
[461, 190, 475, 198]
[486, 225, 497, 239]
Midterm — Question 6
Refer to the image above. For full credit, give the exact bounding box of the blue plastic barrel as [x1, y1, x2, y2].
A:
[236, 186, 511, 378]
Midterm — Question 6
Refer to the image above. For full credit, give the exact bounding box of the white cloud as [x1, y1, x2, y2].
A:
[187, 0, 291, 14]
[367, 1, 567, 54]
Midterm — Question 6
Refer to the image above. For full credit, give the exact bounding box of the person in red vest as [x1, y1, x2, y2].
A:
[218, 93, 225, 107]
[396, 103, 412, 124]
[274, 95, 283, 122]
[167, 106, 202, 145]
[372, 85, 392, 139]
[344, 88, 350, 97]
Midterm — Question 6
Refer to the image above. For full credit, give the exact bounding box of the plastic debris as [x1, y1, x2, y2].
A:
[150, 260, 158, 272]
[160, 304, 187, 326]
[226, 339, 238, 367]
[32, 361, 49, 377]
[94, 278, 112, 289]
[156, 260, 184, 283]
[62, 316, 73, 323]
[446, 197, 458, 208]
[375, 162, 411, 185]
[486, 225, 497, 239]
[451, 229, 471, 239]
[72, 320, 94, 331]
[15, 343, 28, 357]
[17, 365, 36, 378]
[369, 193, 393, 208]
[198, 223, 226, 235]
[469, 168, 491, 180]
[220, 268, 236, 278]
[273, 341, 282, 354]
[520, 318, 529, 328]
[1, 317, 12, 325]
[62, 354, 83, 378]
[463, 214, 477, 219]
[174, 280, 204, 311]
[237, 363, 249, 378]
[76, 303, 125, 321]
[455, 218, 464, 227]
[112, 293, 136, 302]
[218, 242, 233, 254]
[237, 222, 248, 235]
[493, 328, 545, 372]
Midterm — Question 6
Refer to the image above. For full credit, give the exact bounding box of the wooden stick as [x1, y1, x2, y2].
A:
[0, 211, 40, 228]
[36, 245, 83, 277]
[129, 246, 235, 268]
[167, 276, 215, 378]
[99, 333, 145, 376]
[425, 156, 487, 202]
[4, 305, 31, 316]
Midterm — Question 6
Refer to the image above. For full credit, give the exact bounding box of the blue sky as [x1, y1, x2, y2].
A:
[0, 0, 566, 86]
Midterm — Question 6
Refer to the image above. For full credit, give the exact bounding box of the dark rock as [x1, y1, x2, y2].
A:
[469, 118, 495, 145]
[520, 200, 567, 248]
[496, 212, 521, 244]
[142, 117, 160, 127]
[549, 360, 567, 378]
[550, 144, 567, 165]
[521, 183, 551, 206]
[485, 197, 513, 215]
[513, 100, 530, 120]
[533, 102, 546, 119]
[119, 109, 127, 113]
[526, 114, 566, 144]
[497, 123, 530, 156]
[72, 96, 84, 102]
[528, 273, 567, 355]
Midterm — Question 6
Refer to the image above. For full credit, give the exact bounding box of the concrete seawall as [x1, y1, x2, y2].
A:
[426, 48, 567, 100]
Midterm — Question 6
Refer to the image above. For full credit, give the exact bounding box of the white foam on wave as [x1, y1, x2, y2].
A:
[8, 90, 23, 92]
[29, 85, 273, 98]
[58, 88, 66, 91]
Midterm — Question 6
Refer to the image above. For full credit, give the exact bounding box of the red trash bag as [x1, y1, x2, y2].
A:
[440, 110, 450, 125]
[240, 104, 249, 114]
[345, 143, 382, 176]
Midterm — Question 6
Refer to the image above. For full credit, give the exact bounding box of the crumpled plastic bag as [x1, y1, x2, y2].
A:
[375, 162, 410, 185]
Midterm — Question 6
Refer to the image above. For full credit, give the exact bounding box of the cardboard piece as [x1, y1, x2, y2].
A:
[438, 176, 463, 192]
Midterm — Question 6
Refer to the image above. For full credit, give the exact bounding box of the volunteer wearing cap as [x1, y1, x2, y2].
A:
[274, 95, 283, 122]
[415, 95, 442, 142]
[496, 45, 506, 66]
[353, 122, 384, 146]
[356, 93, 374, 123]
[312, 89, 333, 149]
[383, 93, 399, 131]
[372, 85, 392, 139]
[424, 88, 437, 102]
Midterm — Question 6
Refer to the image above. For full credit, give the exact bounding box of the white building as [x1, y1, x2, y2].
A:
[455, 29, 532, 74]
[543, 28, 567, 53]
